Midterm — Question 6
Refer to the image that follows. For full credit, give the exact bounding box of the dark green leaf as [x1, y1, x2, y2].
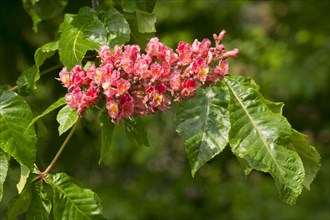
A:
[125, 117, 149, 147]
[136, 0, 157, 13]
[176, 85, 230, 176]
[101, 8, 131, 46]
[98, 111, 115, 164]
[34, 41, 59, 68]
[136, 11, 156, 33]
[122, 0, 138, 13]
[124, 12, 154, 48]
[122, 0, 157, 13]
[288, 129, 321, 190]
[28, 97, 66, 129]
[0, 90, 36, 169]
[45, 173, 104, 220]
[17, 65, 39, 96]
[0, 150, 8, 202]
[58, 7, 107, 70]
[224, 76, 305, 205]
[7, 186, 31, 220]
[26, 180, 51, 220]
[56, 105, 79, 136]
[22, 0, 68, 32]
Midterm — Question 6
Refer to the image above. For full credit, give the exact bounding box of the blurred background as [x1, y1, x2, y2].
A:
[1, 0, 329, 219]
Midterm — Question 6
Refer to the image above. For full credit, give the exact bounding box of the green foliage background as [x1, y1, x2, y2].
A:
[1, 0, 329, 219]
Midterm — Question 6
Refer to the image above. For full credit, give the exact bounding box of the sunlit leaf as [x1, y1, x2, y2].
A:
[56, 105, 79, 135]
[98, 111, 115, 164]
[0, 150, 8, 202]
[45, 173, 104, 220]
[58, 7, 107, 70]
[28, 97, 66, 129]
[288, 129, 321, 190]
[0, 90, 36, 169]
[125, 117, 149, 147]
[26, 180, 51, 220]
[17, 65, 39, 96]
[224, 76, 305, 205]
[176, 85, 230, 176]
[22, 0, 68, 32]
[16, 164, 30, 194]
[136, 11, 156, 33]
[100, 8, 131, 46]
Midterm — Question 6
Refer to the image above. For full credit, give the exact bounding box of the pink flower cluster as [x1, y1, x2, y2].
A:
[58, 30, 238, 123]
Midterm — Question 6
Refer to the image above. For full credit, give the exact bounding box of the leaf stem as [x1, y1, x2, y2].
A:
[39, 118, 81, 178]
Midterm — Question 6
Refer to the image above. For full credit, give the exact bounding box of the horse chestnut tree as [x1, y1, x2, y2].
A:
[0, 0, 320, 219]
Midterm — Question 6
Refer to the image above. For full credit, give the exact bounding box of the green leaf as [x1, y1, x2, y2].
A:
[224, 76, 305, 205]
[0, 150, 8, 202]
[124, 12, 154, 48]
[122, 0, 138, 13]
[122, 0, 157, 13]
[175, 85, 231, 176]
[34, 41, 59, 68]
[16, 164, 30, 194]
[136, 0, 157, 13]
[101, 8, 131, 46]
[136, 11, 156, 33]
[45, 173, 104, 220]
[124, 117, 149, 147]
[0, 90, 36, 169]
[28, 97, 66, 129]
[22, 0, 68, 32]
[58, 7, 107, 70]
[56, 105, 79, 136]
[7, 186, 31, 220]
[98, 111, 115, 164]
[17, 65, 40, 96]
[288, 129, 321, 190]
[26, 180, 51, 220]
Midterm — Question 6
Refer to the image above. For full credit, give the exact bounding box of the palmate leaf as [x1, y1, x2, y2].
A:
[56, 105, 79, 135]
[100, 8, 131, 47]
[23, 0, 68, 32]
[122, 0, 157, 13]
[224, 76, 305, 205]
[17, 65, 39, 96]
[288, 129, 321, 190]
[58, 7, 107, 70]
[98, 111, 115, 164]
[0, 90, 36, 169]
[28, 97, 66, 129]
[45, 173, 104, 220]
[7, 186, 31, 220]
[34, 41, 59, 69]
[26, 180, 51, 220]
[17, 41, 59, 96]
[175, 84, 231, 176]
[124, 117, 149, 147]
[0, 150, 8, 202]
[136, 11, 157, 33]
[124, 12, 154, 49]
[16, 164, 30, 194]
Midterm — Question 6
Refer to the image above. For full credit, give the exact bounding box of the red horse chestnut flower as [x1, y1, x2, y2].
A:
[58, 30, 238, 123]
